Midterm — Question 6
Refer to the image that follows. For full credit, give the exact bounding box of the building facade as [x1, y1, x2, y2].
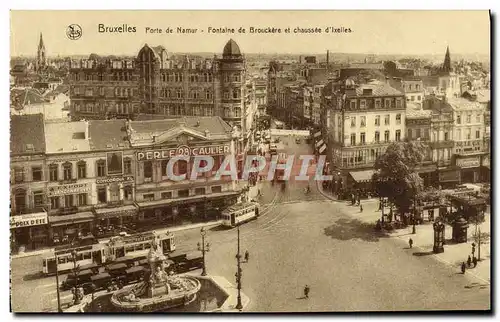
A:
[321, 79, 406, 195]
[69, 39, 248, 133]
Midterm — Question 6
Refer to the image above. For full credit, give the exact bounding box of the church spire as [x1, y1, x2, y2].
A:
[442, 45, 451, 74]
[38, 32, 45, 50]
[36, 32, 47, 72]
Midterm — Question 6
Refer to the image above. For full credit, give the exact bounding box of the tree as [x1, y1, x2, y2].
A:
[372, 141, 426, 220]
[383, 61, 398, 76]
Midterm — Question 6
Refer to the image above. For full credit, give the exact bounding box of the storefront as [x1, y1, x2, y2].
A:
[48, 212, 95, 246]
[347, 169, 375, 199]
[416, 164, 438, 187]
[10, 211, 49, 251]
[456, 156, 481, 184]
[94, 204, 138, 236]
[438, 168, 461, 188]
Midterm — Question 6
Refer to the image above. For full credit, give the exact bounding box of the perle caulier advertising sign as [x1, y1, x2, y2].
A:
[137, 145, 231, 161]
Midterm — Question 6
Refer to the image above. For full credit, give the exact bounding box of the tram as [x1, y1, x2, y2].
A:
[221, 202, 260, 228]
[41, 231, 176, 275]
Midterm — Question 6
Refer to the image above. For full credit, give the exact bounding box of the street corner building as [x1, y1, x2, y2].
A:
[9, 113, 247, 253]
[67, 39, 248, 135]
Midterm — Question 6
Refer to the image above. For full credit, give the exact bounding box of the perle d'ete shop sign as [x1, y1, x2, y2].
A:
[137, 145, 231, 161]
[10, 212, 48, 229]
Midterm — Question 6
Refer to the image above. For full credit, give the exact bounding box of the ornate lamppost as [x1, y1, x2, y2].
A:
[71, 250, 81, 305]
[55, 254, 62, 312]
[433, 218, 445, 253]
[197, 227, 210, 276]
[235, 225, 243, 310]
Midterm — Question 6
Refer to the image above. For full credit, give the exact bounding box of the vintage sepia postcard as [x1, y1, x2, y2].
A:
[9, 10, 491, 313]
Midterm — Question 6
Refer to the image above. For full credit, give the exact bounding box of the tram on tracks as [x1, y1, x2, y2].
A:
[221, 202, 260, 228]
[42, 231, 176, 275]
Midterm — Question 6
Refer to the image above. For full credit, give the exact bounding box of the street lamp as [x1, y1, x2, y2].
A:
[71, 250, 81, 305]
[197, 227, 210, 276]
[235, 225, 243, 310]
[54, 254, 62, 312]
[412, 195, 417, 234]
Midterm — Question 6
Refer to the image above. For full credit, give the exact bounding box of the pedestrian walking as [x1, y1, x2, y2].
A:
[467, 255, 472, 267]
[461, 261, 466, 274]
[360, 204, 363, 213]
[473, 256, 478, 268]
[304, 285, 310, 299]
[244, 250, 249, 262]
[409, 238, 413, 249]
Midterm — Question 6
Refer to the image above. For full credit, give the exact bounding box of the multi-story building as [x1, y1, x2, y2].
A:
[447, 96, 486, 183]
[253, 78, 267, 116]
[10, 114, 49, 252]
[69, 39, 249, 134]
[129, 116, 243, 225]
[423, 96, 457, 187]
[321, 79, 406, 194]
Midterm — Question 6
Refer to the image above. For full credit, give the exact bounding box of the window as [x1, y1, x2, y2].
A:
[456, 129, 461, 140]
[143, 193, 154, 201]
[32, 166, 42, 181]
[408, 129, 413, 139]
[444, 132, 449, 141]
[161, 192, 172, 199]
[64, 195, 73, 208]
[77, 193, 87, 206]
[360, 116, 366, 127]
[417, 95, 421, 101]
[223, 90, 230, 100]
[176, 89, 183, 99]
[178, 160, 188, 175]
[144, 161, 153, 180]
[123, 158, 132, 175]
[63, 163, 72, 180]
[195, 187, 206, 195]
[360, 132, 366, 144]
[97, 187, 107, 203]
[50, 196, 60, 209]
[232, 88, 240, 99]
[396, 99, 402, 108]
[350, 100, 356, 109]
[466, 128, 471, 140]
[14, 167, 24, 183]
[375, 99, 381, 108]
[77, 161, 86, 179]
[411, 96, 415, 102]
[33, 191, 44, 207]
[375, 115, 380, 126]
[205, 90, 213, 100]
[350, 133, 356, 146]
[396, 114, 401, 125]
[178, 189, 189, 198]
[14, 189, 26, 213]
[384, 115, 390, 125]
[457, 114, 461, 124]
[395, 130, 401, 142]
[351, 117, 356, 128]
[416, 84, 420, 90]
[384, 130, 390, 142]
[375, 131, 380, 143]
[476, 130, 480, 139]
[359, 100, 366, 109]
[233, 74, 241, 82]
[416, 128, 421, 139]
[97, 160, 106, 177]
[124, 186, 133, 200]
[467, 114, 471, 123]
[385, 99, 391, 107]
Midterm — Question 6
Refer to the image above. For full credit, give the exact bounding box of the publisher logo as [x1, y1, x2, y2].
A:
[66, 24, 82, 40]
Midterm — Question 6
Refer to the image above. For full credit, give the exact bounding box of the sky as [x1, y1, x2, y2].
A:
[10, 10, 491, 57]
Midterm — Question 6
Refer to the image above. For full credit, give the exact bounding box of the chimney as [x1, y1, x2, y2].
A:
[204, 129, 211, 138]
[85, 121, 90, 139]
[327, 50, 330, 65]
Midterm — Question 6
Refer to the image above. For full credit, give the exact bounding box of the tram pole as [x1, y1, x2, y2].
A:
[55, 255, 62, 312]
[198, 227, 210, 276]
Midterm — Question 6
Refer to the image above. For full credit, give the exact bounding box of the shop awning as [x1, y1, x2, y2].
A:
[349, 170, 375, 183]
[315, 139, 324, 148]
[416, 164, 437, 174]
[319, 144, 327, 154]
[94, 205, 138, 219]
[49, 212, 95, 227]
[314, 131, 322, 138]
[137, 191, 241, 209]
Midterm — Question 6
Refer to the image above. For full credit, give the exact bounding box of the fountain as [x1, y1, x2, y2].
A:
[110, 240, 201, 312]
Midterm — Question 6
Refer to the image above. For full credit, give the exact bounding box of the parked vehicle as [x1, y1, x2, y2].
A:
[61, 269, 94, 291]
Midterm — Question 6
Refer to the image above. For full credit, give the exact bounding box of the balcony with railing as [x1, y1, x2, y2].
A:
[429, 140, 454, 149]
[11, 206, 47, 217]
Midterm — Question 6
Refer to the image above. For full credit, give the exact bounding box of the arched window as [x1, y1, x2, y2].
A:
[205, 89, 212, 100]
[77, 160, 87, 179]
[232, 88, 239, 99]
[96, 159, 106, 177]
[62, 162, 73, 181]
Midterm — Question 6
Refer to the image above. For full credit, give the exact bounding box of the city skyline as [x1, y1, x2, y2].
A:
[10, 10, 490, 57]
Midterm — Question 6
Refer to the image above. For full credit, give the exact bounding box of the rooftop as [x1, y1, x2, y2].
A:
[10, 114, 46, 155]
[352, 80, 404, 97]
[11, 88, 46, 108]
[45, 121, 91, 154]
[89, 119, 130, 151]
[406, 103, 431, 119]
[447, 97, 485, 111]
[222, 39, 242, 57]
[129, 116, 233, 136]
